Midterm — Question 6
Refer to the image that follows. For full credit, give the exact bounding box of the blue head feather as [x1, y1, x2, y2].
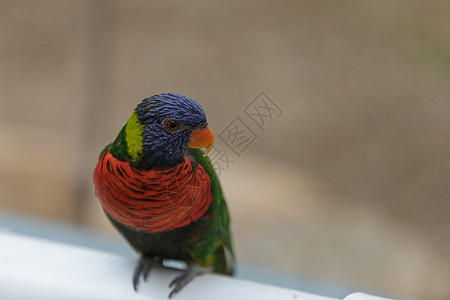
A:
[134, 93, 207, 168]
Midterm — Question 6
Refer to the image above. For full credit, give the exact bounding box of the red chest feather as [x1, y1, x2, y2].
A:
[93, 151, 213, 232]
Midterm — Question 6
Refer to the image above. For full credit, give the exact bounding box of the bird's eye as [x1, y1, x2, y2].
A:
[167, 120, 179, 130]
[197, 122, 207, 129]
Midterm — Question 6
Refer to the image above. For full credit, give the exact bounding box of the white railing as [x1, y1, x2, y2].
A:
[0, 231, 393, 300]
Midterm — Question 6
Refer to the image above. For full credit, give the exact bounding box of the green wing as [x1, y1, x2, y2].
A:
[187, 148, 235, 275]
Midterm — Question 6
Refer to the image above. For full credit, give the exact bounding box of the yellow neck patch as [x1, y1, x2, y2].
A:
[125, 111, 144, 161]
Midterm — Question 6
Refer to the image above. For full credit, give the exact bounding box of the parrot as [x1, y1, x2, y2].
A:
[93, 93, 234, 298]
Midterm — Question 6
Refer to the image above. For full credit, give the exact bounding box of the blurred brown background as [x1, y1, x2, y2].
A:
[1, 1, 449, 299]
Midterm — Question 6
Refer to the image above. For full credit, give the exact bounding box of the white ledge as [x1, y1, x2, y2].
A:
[0, 231, 392, 300]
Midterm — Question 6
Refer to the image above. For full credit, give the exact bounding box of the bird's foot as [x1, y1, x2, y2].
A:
[168, 263, 212, 298]
[133, 257, 155, 291]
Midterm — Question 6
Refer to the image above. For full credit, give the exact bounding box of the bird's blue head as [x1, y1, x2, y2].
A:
[110, 93, 214, 169]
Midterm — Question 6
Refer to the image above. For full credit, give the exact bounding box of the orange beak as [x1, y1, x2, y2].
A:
[188, 125, 214, 154]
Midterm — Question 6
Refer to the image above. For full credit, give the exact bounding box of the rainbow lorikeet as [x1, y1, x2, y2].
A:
[93, 93, 234, 298]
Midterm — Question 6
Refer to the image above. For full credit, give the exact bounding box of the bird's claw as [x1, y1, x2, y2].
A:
[168, 264, 211, 298]
[133, 257, 153, 292]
